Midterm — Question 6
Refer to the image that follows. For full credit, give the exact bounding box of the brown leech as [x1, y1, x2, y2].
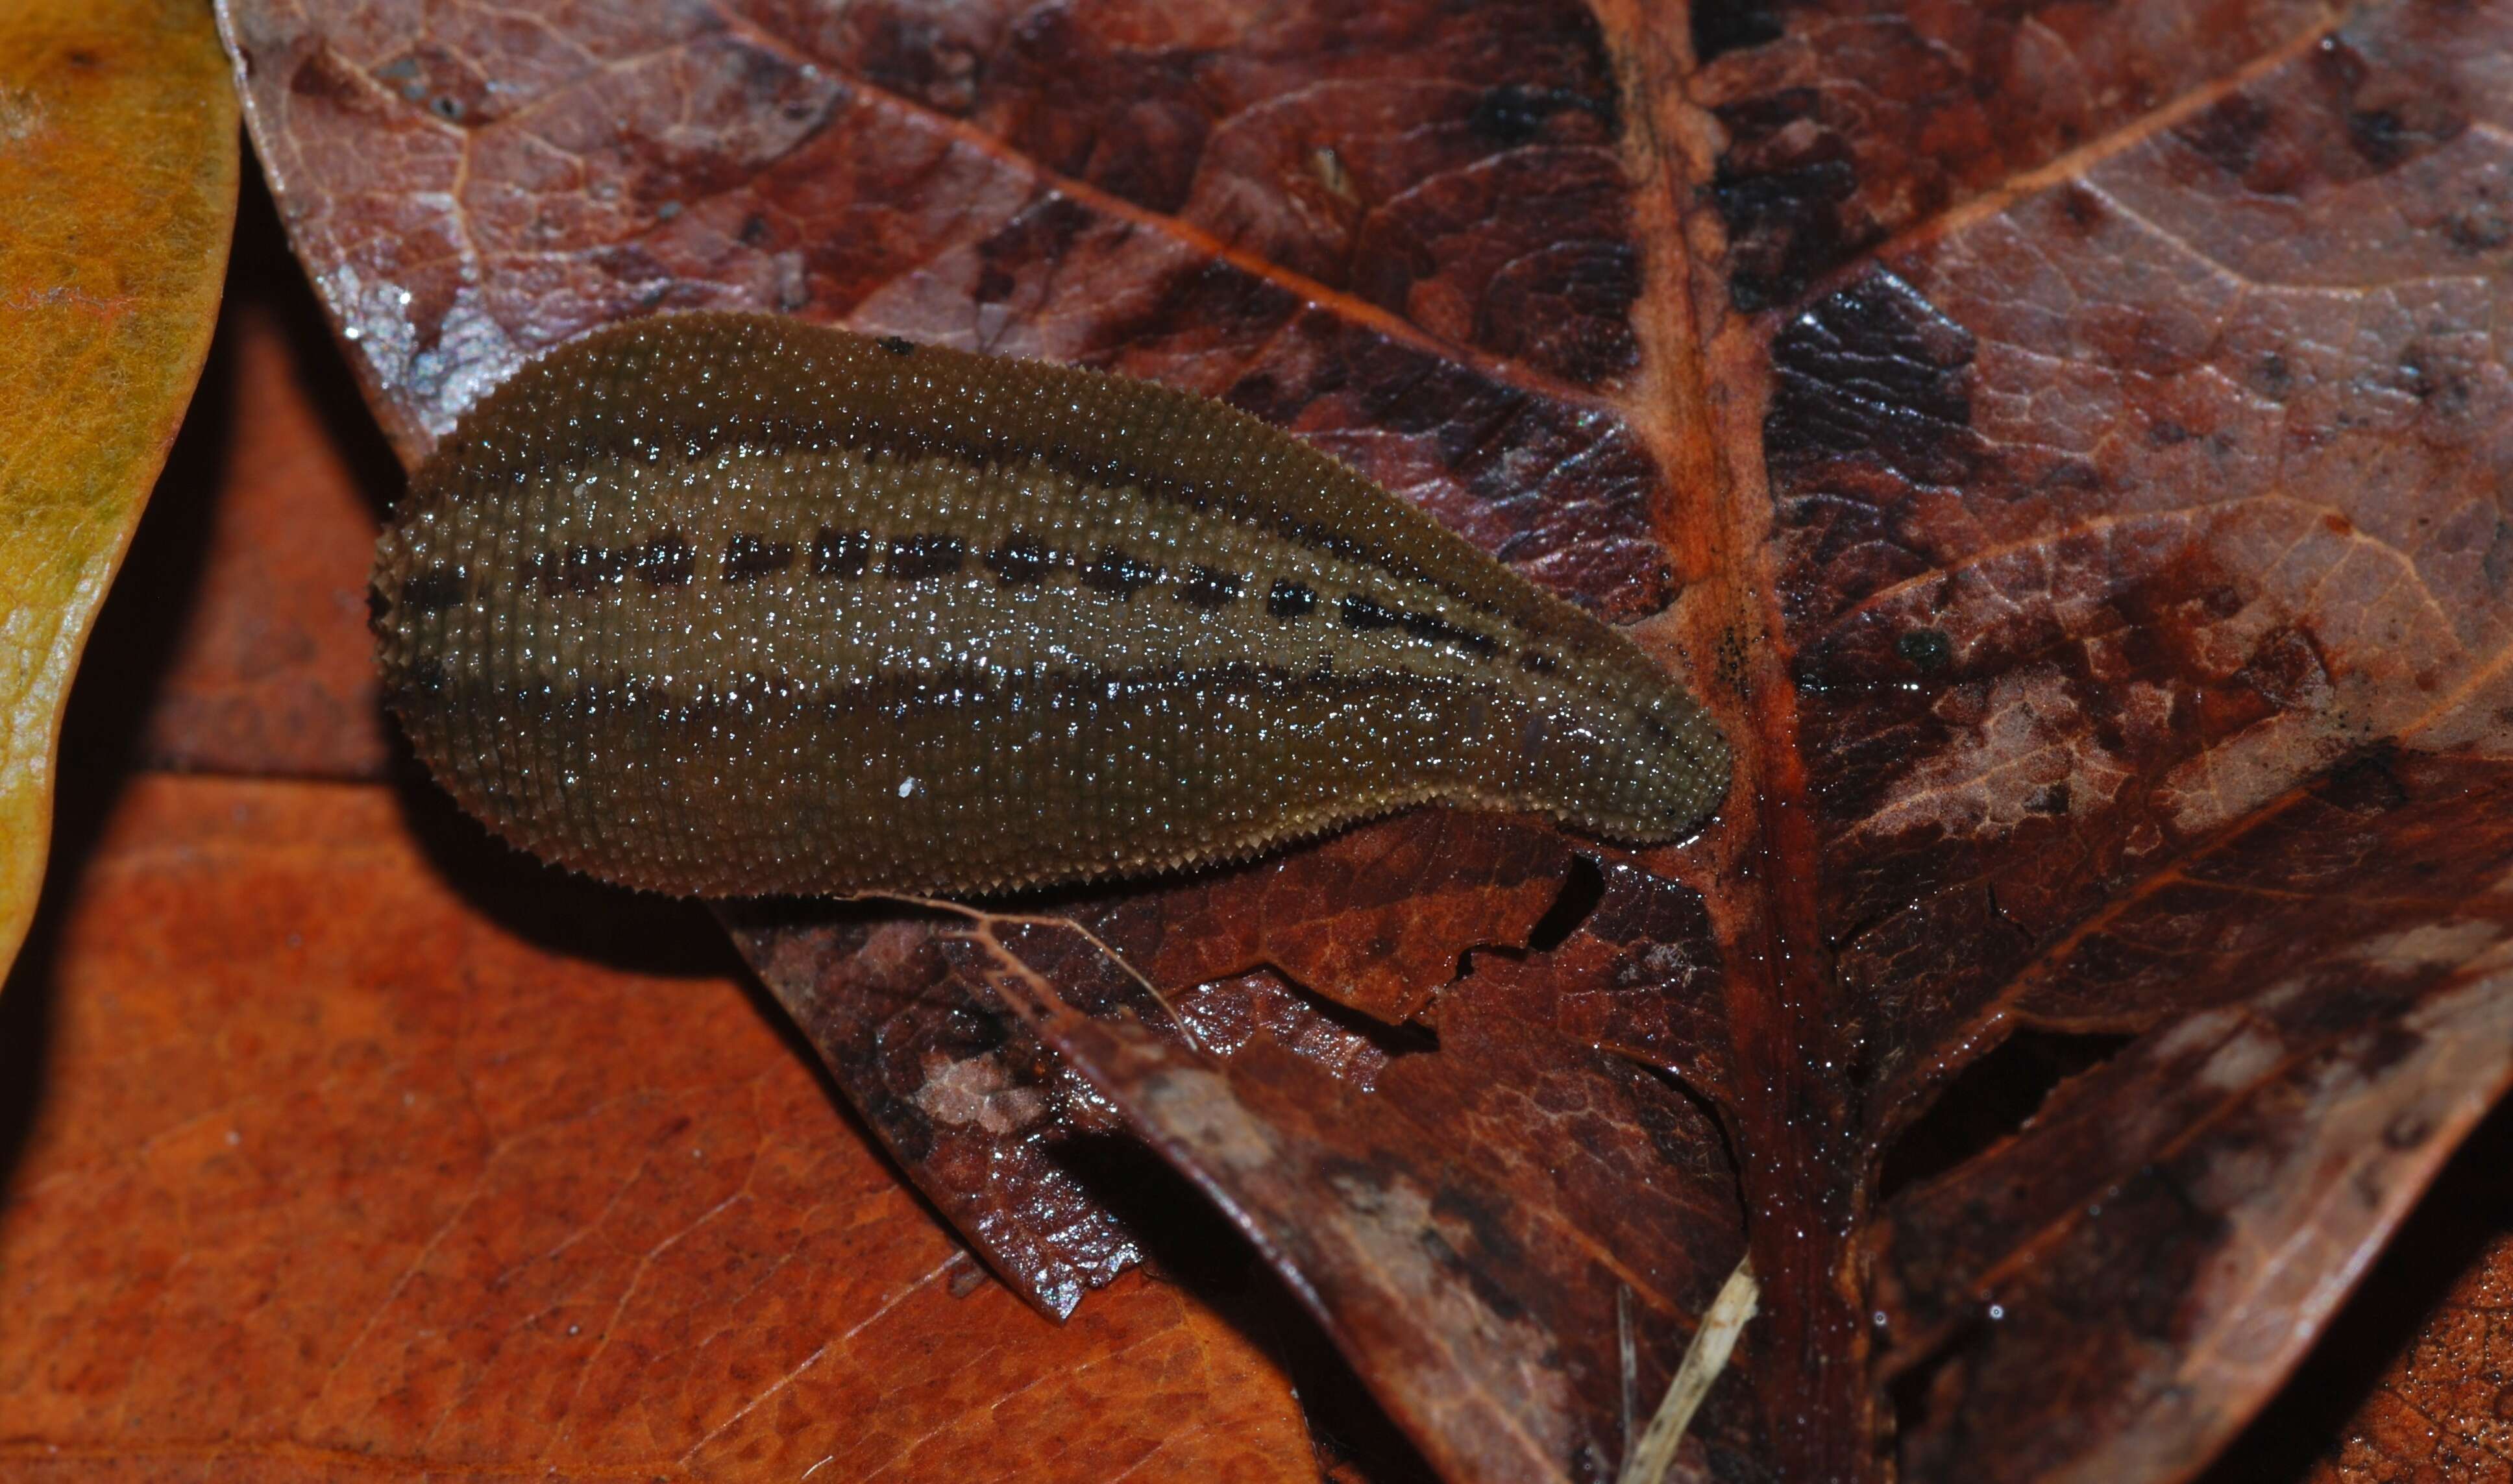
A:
[372, 313, 1730, 897]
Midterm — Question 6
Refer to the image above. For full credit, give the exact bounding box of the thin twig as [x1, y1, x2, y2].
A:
[1617, 1256, 1759, 1484]
[863, 892, 1206, 1053]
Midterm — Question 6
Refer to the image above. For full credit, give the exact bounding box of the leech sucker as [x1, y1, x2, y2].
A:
[372, 311, 1731, 897]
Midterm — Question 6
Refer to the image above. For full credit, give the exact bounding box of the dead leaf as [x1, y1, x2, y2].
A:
[0, 775, 1320, 1481]
[0, 0, 236, 978]
[167, 0, 2513, 1479]
[722, 812, 1582, 1320]
[2196, 1098, 2513, 1484]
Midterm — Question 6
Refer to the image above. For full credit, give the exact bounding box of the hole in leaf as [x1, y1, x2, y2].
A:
[1876, 1027, 2135, 1204]
[1526, 854, 1608, 952]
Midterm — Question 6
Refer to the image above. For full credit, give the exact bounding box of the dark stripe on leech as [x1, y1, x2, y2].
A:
[476, 410, 1499, 616]
[1083, 547, 1159, 598]
[1267, 579, 1316, 618]
[886, 533, 966, 580]
[1177, 565, 1244, 609]
[1341, 593, 1401, 630]
[1342, 591, 1499, 659]
[401, 564, 469, 611]
[1403, 609, 1499, 659]
[987, 537, 1057, 587]
[636, 533, 696, 586]
[813, 528, 871, 578]
[724, 533, 797, 581]
[534, 544, 631, 594]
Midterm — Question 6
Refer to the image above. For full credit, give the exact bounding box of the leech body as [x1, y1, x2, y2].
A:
[372, 312, 1730, 897]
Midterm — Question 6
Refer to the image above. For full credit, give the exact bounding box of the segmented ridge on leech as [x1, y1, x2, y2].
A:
[375, 312, 1732, 897]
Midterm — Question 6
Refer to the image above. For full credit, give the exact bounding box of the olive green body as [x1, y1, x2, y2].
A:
[372, 313, 1729, 897]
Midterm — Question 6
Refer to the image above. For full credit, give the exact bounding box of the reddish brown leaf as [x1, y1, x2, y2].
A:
[724, 812, 1582, 1320]
[1740, 0, 2513, 1468]
[2314, 1232, 2513, 1484]
[171, 0, 2513, 1479]
[889, 886, 1750, 1483]
[0, 775, 1318, 1481]
[2301, 1108, 2513, 1484]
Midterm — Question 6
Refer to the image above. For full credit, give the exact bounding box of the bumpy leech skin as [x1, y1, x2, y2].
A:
[373, 313, 1730, 897]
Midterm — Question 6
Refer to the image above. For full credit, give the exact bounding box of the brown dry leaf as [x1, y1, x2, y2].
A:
[0, 0, 236, 977]
[0, 775, 1318, 1481]
[176, 0, 2513, 1479]
[2319, 1227, 2513, 1483]
[2200, 1101, 2513, 1484]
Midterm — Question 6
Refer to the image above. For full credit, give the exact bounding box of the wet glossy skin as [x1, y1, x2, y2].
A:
[372, 313, 1730, 897]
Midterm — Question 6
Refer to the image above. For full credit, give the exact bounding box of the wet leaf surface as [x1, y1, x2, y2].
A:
[0, 0, 236, 977]
[73, 0, 2513, 1477]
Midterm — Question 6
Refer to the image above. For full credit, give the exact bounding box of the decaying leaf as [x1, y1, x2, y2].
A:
[0, 777, 1319, 1480]
[182, 0, 2513, 1478]
[0, 0, 236, 979]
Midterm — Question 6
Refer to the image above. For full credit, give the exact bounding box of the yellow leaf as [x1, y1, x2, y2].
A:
[0, 0, 238, 977]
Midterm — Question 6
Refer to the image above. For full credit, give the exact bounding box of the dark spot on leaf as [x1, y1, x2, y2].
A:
[1467, 84, 1599, 145]
[1425, 1187, 1530, 1320]
[2482, 521, 2513, 594]
[2320, 746, 2410, 814]
[2446, 206, 2513, 254]
[2381, 1110, 2433, 1149]
[1767, 269, 1979, 487]
[1691, 0, 1785, 62]
[1894, 627, 1953, 674]
[880, 335, 916, 356]
[2177, 93, 2274, 179]
[2355, 1022, 2426, 1078]
[1710, 147, 1861, 311]
[2059, 184, 2104, 232]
